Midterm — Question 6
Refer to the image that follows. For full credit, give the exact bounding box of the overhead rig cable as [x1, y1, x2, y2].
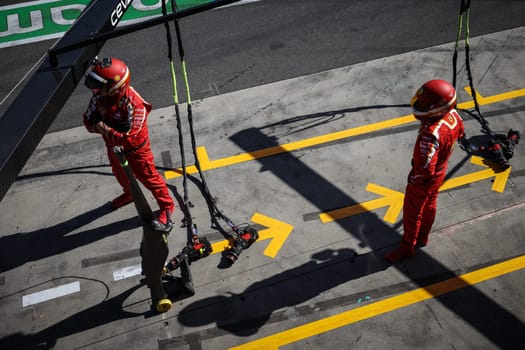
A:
[160, 0, 212, 295]
[452, 0, 519, 169]
[165, 0, 258, 265]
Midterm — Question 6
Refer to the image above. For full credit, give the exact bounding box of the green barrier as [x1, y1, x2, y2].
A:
[0, 0, 216, 48]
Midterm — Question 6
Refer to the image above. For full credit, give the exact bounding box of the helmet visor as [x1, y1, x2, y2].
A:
[84, 71, 107, 90]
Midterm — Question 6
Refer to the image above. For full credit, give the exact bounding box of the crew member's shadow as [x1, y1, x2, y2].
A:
[0, 283, 146, 349]
[0, 203, 140, 273]
[178, 248, 389, 336]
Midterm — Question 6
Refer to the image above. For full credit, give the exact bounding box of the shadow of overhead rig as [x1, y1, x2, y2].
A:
[176, 116, 524, 347]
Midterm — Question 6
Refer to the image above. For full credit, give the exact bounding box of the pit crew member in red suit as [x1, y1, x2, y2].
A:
[386, 79, 465, 262]
[83, 57, 174, 230]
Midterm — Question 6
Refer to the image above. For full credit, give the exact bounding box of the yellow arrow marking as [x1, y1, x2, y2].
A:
[229, 254, 525, 350]
[209, 213, 294, 258]
[164, 87, 525, 179]
[320, 156, 511, 223]
[320, 183, 404, 224]
[440, 156, 511, 193]
[463, 86, 525, 107]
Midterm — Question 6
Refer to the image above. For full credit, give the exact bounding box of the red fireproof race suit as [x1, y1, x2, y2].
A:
[83, 86, 174, 212]
[402, 109, 465, 247]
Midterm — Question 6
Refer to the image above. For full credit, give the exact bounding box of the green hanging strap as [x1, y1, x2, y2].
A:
[452, 0, 491, 133]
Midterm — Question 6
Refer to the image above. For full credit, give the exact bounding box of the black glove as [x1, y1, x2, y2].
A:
[90, 112, 102, 124]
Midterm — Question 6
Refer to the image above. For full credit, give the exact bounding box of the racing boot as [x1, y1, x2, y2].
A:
[416, 233, 429, 247]
[385, 242, 415, 262]
[151, 208, 173, 232]
[111, 192, 133, 209]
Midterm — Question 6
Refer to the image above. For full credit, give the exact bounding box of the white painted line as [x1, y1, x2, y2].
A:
[0, 0, 60, 11]
[222, 0, 262, 8]
[113, 264, 142, 281]
[22, 281, 80, 307]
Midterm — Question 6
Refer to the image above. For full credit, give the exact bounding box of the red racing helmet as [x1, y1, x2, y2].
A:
[84, 57, 130, 96]
[410, 79, 457, 119]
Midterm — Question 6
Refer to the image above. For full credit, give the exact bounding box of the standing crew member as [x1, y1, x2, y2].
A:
[83, 57, 175, 230]
[386, 79, 465, 262]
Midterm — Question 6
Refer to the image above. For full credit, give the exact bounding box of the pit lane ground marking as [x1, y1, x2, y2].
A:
[319, 156, 512, 224]
[113, 264, 142, 281]
[209, 212, 294, 258]
[229, 254, 525, 350]
[22, 281, 80, 307]
[164, 87, 525, 180]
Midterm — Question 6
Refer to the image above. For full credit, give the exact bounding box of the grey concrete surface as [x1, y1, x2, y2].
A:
[1, 27, 524, 349]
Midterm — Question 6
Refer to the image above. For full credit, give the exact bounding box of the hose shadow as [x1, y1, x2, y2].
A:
[15, 164, 113, 182]
[0, 283, 145, 350]
[259, 103, 411, 137]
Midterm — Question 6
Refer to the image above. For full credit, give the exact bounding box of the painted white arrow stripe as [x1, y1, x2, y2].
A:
[113, 264, 142, 281]
[22, 281, 80, 307]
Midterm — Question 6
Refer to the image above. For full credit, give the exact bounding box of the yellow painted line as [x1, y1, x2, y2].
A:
[320, 156, 512, 224]
[440, 156, 511, 193]
[252, 213, 294, 258]
[207, 213, 294, 258]
[210, 239, 233, 255]
[320, 183, 404, 224]
[165, 87, 525, 180]
[230, 254, 525, 350]
[464, 86, 525, 107]
[165, 115, 415, 179]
